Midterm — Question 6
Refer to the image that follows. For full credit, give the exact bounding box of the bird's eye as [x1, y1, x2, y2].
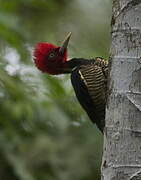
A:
[49, 52, 55, 58]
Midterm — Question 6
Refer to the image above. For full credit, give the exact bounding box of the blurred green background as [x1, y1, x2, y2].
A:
[0, 0, 111, 180]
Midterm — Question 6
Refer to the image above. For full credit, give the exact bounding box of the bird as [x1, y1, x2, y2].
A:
[33, 32, 108, 133]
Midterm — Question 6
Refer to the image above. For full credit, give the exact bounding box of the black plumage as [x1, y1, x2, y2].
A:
[67, 57, 108, 133]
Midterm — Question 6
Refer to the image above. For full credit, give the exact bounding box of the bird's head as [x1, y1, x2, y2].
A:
[33, 32, 72, 75]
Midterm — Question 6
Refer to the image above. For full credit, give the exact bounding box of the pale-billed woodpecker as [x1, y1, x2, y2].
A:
[33, 32, 108, 133]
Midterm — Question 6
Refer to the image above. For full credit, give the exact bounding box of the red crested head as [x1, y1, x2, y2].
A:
[33, 32, 71, 75]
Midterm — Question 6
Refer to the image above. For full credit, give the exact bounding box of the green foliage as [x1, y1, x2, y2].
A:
[0, 0, 111, 180]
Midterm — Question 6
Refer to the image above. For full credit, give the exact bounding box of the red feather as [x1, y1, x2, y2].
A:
[33, 42, 67, 74]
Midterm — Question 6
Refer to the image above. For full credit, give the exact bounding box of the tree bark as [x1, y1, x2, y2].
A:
[101, 0, 141, 179]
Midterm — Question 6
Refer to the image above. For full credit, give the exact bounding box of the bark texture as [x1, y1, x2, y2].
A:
[101, 0, 141, 179]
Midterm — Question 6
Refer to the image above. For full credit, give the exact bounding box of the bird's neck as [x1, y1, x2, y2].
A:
[65, 58, 93, 71]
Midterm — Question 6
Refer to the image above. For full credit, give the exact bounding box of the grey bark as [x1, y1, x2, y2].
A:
[101, 0, 141, 179]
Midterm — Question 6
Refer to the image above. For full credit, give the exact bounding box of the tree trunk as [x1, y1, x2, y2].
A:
[101, 0, 141, 179]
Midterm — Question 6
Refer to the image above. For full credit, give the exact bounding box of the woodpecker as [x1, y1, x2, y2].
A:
[33, 32, 108, 133]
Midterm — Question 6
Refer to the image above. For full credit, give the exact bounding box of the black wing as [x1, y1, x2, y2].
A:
[71, 62, 108, 133]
